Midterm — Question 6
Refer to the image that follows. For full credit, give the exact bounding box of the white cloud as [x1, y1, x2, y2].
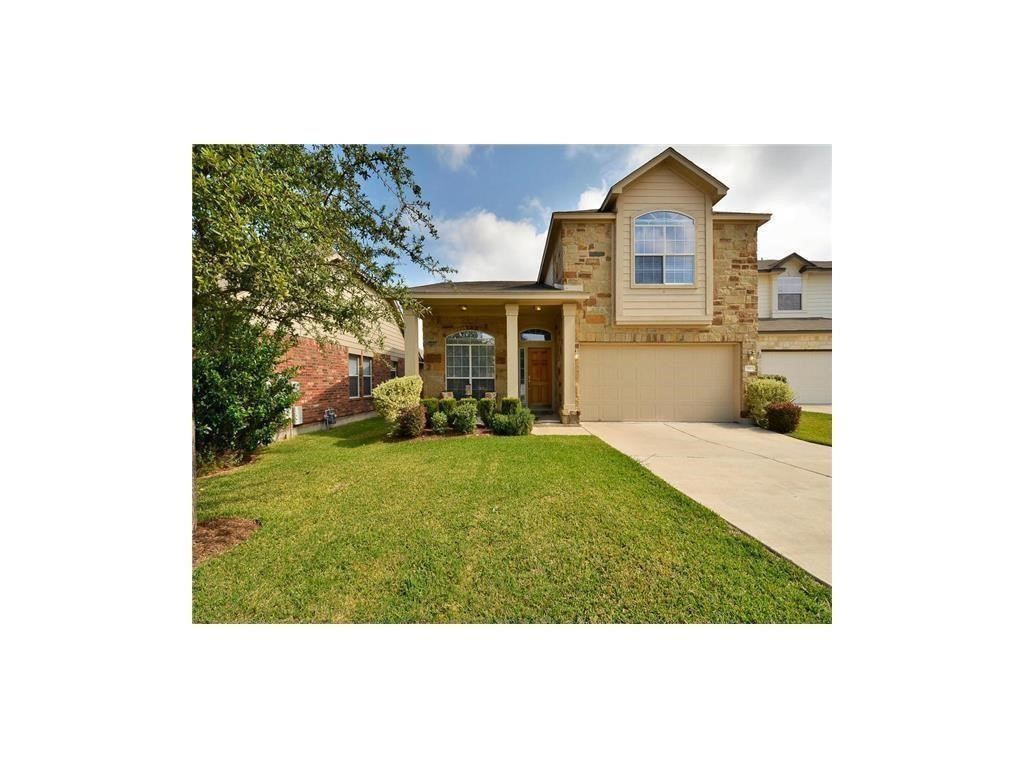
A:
[435, 144, 474, 172]
[433, 210, 547, 281]
[518, 195, 551, 226]
[576, 184, 606, 210]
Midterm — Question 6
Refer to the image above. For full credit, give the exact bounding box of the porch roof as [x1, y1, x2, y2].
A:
[410, 280, 586, 303]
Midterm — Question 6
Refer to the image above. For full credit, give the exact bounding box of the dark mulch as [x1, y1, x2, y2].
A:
[193, 518, 261, 567]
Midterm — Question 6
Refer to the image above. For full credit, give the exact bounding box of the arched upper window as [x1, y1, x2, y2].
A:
[445, 330, 495, 399]
[634, 211, 696, 285]
[520, 328, 551, 342]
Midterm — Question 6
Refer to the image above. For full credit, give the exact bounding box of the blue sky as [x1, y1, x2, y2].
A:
[391, 145, 832, 285]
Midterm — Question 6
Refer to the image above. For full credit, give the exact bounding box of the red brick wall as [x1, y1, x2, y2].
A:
[279, 337, 404, 426]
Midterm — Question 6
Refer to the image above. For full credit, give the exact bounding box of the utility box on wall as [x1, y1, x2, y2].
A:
[292, 406, 303, 426]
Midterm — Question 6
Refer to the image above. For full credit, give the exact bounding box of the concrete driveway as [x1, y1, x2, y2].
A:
[581, 422, 832, 584]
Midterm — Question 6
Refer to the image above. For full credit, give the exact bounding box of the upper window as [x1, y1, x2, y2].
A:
[634, 211, 696, 285]
[777, 275, 803, 311]
[520, 329, 551, 342]
[445, 330, 495, 399]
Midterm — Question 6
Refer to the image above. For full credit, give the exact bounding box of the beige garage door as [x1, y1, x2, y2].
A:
[579, 344, 738, 422]
[760, 350, 831, 404]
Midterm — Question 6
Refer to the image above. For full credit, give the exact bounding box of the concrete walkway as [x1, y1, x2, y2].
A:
[802, 405, 832, 414]
[581, 422, 832, 584]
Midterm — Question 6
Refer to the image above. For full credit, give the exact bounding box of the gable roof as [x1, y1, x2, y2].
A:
[757, 253, 831, 273]
[598, 147, 729, 211]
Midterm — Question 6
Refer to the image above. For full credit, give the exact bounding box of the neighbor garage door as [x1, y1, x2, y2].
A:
[579, 344, 738, 422]
[760, 350, 831, 404]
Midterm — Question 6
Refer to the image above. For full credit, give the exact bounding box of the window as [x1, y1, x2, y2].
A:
[445, 330, 495, 399]
[777, 275, 803, 311]
[520, 328, 551, 342]
[389, 358, 398, 379]
[349, 353, 373, 397]
[348, 354, 360, 398]
[362, 356, 372, 396]
[634, 211, 696, 285]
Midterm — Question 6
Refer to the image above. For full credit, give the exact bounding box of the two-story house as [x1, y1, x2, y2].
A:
[406, 147, 775, 423]
[757, 253, 832, 404]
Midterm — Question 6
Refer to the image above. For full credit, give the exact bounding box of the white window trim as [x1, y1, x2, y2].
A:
[631, 210, 697, 288]
[348, 353, 362, 400]
[361, 355, 373, 398]
[776, 274, 803, 312]
[445, 331, 496, 397]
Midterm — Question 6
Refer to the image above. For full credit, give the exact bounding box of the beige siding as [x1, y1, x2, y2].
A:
[804, 272, 832, 318]
[332, 319, 405, 359]
[758, 274, 772, 317]
[614, 165, 710, 324]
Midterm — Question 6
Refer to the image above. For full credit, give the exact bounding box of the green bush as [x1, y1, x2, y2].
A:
[438, 398, 457, 417]
[766, 402, 802, 433]
[421, 398, 440, 420]
[500, 397, 521, 415]
[459, 397, 478, 411]
[759, 373, 788, 383]
[193, 319, 298, 465]
[394, 404, 425, 438]
[451, 402, 477, 434]
[429, 410, 448, 435]
[492, 407, 534, 436]
[372, 375, 424, 423]
[745, 376, 796, 428]
[477, 397, 496, 427]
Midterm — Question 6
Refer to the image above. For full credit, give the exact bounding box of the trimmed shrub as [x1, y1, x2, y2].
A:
[394, 404, 425, 438]
[492, 406, 534, 436]
[759, 373, 788, 383]
[500, 397, 521, 415]
[477, 397, 496, 428]
[372, 375, 424, 423]
[429, 410, 448, 435]
[766, 401, 802, 434]
[459, 397, 478, 411]
[421, 398, 440, 420]
[745, 376, 796, 428]
[438, 398, 457, 417]
[451, 402, 477, 434]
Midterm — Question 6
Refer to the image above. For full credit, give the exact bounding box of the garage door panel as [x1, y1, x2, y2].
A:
[580, 344, 738, 422]
[760, 351, 831, 405]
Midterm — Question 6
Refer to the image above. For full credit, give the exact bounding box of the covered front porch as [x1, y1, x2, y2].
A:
[406, 283, 586, 423]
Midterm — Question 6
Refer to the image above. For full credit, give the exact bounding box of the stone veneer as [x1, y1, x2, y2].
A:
[759, 331, 832, 351]
[421, 313, 508, 399]
[555, 219, 762, 413]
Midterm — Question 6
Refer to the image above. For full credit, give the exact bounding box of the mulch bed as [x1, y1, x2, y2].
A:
[193, 518, 261, 567]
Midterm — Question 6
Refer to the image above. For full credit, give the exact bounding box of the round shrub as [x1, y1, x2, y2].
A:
[372, 375, 424, 423]
[477, 397, 496, 428]
[394, 404, 425, 438]
[500, 396, 521, 415]
[429, 410, 448, 435]
[459, 396, 478, 411]
[759, 373, 788, 383]
[766, 402, 802, 433]
[745, 376, 796, 428]
[450, 402, 477, 434]
[491, 407, 534, 436]
[421, 398, 440, 420]
[438, 398, 457, 417]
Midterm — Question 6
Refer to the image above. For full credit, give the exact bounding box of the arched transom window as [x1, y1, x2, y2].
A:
[634, 211, 695, 285]
[446, 330, 495, 399]
[520, 328, 551, 342]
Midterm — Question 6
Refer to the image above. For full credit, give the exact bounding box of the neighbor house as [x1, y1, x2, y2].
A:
[407, 147, 776, 423]
[278, 299, 410, 435]
[757, 253, 832, 404]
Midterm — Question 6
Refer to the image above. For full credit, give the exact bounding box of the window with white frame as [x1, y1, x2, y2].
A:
[389, 358, 398, 379]
[349, 353, 374, 398]
[634, 211, 696, 285]
[445, 330, 495, 399]
[777, 275, 803, 311]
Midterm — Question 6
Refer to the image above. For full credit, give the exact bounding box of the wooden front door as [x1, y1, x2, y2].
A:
[527, 348, 552, 407]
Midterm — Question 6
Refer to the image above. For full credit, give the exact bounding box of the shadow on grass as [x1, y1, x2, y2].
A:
[301, 417, 391, 449]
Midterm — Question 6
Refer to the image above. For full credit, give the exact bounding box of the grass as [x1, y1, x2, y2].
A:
[791, 411, 832, 446]
[193, 418, 831, 623]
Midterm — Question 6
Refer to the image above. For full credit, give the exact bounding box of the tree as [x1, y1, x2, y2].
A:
[191, 144, 449, 483]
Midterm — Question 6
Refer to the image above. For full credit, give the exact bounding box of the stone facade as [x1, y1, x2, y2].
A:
[280, 336, 402, 426]
[759, 331, 832, 351]
[421, 313, 508, 399]
[553, 218, 761, 411]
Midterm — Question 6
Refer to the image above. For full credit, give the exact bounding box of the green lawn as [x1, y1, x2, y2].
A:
[792, 411, 832, 446]
[193, 418, 831, 623]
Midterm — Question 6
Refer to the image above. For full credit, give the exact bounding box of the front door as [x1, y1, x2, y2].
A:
[527, 348, 552, 407]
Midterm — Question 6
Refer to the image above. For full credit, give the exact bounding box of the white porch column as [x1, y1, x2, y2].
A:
[505, 303, 519, 399]
[404, 310, 420, 376]
[561, 303, 577, 422]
